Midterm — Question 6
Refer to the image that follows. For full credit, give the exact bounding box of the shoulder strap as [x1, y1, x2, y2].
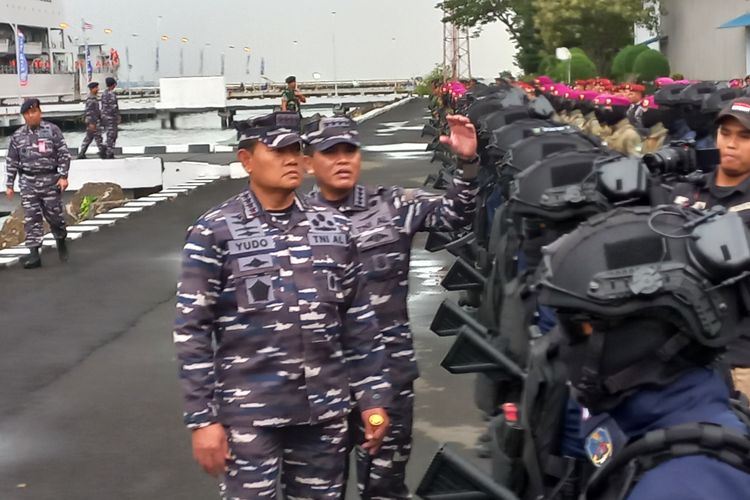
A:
[585, 422, 750, 500]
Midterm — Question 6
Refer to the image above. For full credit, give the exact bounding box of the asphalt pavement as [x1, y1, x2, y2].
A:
[0, 98, 488, 499]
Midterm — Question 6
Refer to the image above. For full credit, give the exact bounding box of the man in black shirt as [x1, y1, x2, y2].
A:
[672, 97, 750, 395]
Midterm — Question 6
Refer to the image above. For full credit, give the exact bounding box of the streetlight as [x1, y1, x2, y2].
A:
[200, 42, 211, 76]
[331, 11, 338, 97]
[59, 22, 69, 30]
[103, 28, 112, 35]
[126, 33, 139, 97]
[180, 37, 188, 76]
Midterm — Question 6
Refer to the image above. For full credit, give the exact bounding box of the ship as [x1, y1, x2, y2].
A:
[0, 0, 119, 101]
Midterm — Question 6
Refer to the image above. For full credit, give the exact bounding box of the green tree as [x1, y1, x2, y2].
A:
[550, 51, 598, 82]
[415, 64, 447, 96]
[438, 0, 545, 74]
[533, 0, 661, 75]
[611, 45, 649, 80]
[633, 49, 670, 83]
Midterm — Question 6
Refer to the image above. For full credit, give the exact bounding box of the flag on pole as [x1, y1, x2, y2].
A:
[245, 54, 251, 75]
[82, 21, 94, 31]
[86, 45, 93, 82]
[260, 57, 265, 76]
[17, 31, 28, 87]
[155, 45, 160, 74]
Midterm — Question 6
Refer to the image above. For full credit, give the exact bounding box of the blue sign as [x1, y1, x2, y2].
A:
[17, 31, 28, 87]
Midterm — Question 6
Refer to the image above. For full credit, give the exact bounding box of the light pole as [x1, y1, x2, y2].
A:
[155, 16, 162, 79]
[222, 45, 236, 79]
[200, 42, 211, 76]
[127, 33, 138, 98]
[331, 11, 338, 97]
[180, 36, 189, 76]
[244, 46, 251, 77]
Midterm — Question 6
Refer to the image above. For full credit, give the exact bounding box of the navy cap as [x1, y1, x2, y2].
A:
[302, 117, 361, 152]
[236, 112, 301, 149]
[88, 82, 99, 89]
[105, 77, 116, 87]
[20, 98, 40, 114]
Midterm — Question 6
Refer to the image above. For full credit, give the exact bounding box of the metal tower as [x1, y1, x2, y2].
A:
[443, 21, 472, 80]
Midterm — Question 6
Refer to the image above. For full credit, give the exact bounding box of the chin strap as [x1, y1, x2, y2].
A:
[576, 332, 694, 408]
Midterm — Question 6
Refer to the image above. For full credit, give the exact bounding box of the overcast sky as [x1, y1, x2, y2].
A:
[63, 0, 517, 83]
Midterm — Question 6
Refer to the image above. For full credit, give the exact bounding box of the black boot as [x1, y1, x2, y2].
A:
[77, 153, 87, 160]
[56, 237, 69, 262]
[22, 247, 42, 269]
[98, 150, 107, 160]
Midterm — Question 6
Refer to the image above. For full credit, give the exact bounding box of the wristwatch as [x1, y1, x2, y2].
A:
[459, 154, 480, 180]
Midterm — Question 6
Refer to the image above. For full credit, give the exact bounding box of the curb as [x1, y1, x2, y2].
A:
[0, 174, 221, 269]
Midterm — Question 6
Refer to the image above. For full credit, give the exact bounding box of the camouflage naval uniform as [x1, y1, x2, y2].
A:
[79, 92, 104, 157]
[582, 111, 604, 138]
[567, 109, 586, 130]
[5, 120, 71, 248]
[304, 117, 480, 499]
[101, 87, 119, 158]
[175, 188, 390, 499]
[607, 118, 642, 156]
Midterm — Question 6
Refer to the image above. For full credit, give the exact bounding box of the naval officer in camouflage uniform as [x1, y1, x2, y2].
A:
[4, 98, 71, 269]
[303, 115, 479, 499]
[77, 81, 106, 160]
[101, 77, 120, 159]
[174, 111, 391, 500]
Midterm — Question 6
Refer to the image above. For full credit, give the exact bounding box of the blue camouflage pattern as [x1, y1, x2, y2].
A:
[5, 120, 71, 247]
[174, 188, 391, 430]
[100, 88, 119, 156]
[310, 166, 478, 498]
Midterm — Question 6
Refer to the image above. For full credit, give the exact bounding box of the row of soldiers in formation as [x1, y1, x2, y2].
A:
[78, 77, 121, 160]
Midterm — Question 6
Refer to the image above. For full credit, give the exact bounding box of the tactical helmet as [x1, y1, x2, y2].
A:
[537, 206, 750, 412]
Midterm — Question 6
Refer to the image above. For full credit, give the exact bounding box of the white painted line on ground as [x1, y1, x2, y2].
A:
[166, 144, 190, 153]
[64, 225, 101, 233]
[108, 207, 146, 214]
[0, 256, 19, 266]
[214, 145, 234, 153]
[0, 248, 30, 256]
[77, 219, 117, 226]
[153, 192, 180, 198]
[160, 188, 190, 193]
[143, 196, 171, 202]
[94, 213, 131, 220]
[124, 200, 159, 207]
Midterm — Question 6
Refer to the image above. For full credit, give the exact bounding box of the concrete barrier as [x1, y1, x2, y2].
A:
[157, 77, 227, 110]
[65, 157, 164, 191]
[230, 162, 248, 179]
[163, 162, 230, 187]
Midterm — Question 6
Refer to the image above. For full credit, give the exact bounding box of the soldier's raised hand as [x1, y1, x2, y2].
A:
[439, 114, 478, 160]
[5, 187, 13, 201]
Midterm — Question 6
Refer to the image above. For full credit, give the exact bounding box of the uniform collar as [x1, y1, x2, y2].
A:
[708, 170, 750, 198]
[241, 187, 312, 219]
[315, 184, 369, 212]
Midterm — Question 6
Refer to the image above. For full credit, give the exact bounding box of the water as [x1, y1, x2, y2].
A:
[0, 106, 336, 149]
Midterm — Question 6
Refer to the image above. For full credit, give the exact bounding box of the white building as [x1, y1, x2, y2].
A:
[637, 0, 750, 80]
